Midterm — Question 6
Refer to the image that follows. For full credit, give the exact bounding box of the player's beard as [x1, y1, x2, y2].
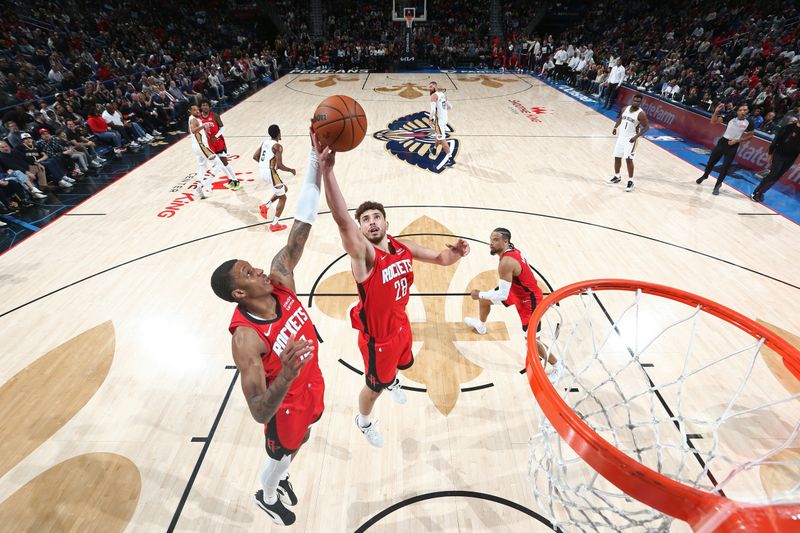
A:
[365, 227, 386, 244]
[490, 247, 498, 256]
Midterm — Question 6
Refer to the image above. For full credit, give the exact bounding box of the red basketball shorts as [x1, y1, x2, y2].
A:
[264, 375, 325, 459]
[358, 324, 413, 392]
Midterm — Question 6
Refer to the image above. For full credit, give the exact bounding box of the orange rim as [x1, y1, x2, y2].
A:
[525, 279, 800, 531]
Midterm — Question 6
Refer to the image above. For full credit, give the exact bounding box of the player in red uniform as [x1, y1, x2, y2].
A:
[210, 127, 330, 526]
[465, 228, 561, 379]
[200, 100, 240, 190]
[321, 170, 470, 448]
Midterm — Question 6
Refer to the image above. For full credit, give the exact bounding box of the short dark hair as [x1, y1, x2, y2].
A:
[268, 124, 280, 139]
[200, 99, 211, 107]
[355, 201, 386, 222]
[492, 227, 513, 248]
[211, 259, 239, 302]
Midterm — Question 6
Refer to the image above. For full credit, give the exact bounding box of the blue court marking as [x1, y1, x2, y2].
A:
[529, 74, 800, 225]
[0, 215, 40, 231]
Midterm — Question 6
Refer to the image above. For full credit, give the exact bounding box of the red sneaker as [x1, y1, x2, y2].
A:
[259, 204, 269, 219]
[269, 223, 287, 232]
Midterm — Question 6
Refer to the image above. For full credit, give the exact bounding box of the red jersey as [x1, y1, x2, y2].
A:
[200, 112, 226, 153]
[350, 235, 414, 340]
[228, 283, 323, 397]
[503, 247, 543, 303]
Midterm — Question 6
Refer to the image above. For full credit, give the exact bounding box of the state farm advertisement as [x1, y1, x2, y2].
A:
[616, 86, 800, 192]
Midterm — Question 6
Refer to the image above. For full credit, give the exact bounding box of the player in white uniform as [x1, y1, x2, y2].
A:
[188, 103, 227, 199]
[253, 124, 296, 232]
[427, 81, 455, 167]
[609, 93, 649, 191]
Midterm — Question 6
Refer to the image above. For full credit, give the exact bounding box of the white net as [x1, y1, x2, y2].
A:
[527, 285, 800, 532]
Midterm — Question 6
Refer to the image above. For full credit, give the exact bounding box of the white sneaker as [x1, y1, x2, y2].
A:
[33, 191, 47, 199]
[152, 130, 162, 136]
[386, 378, 407, 405]
[465, 317, 487, 335]
[355, 416, 384, 448]
[625, 180, 634, 192]
[63, 176, 76, 184]
[144, 135, 154, 142]
[0, 220, 6, 227]
[194, 184, 208, 199]
[546, 359, 564, 385]
[58, 179, 73, 188]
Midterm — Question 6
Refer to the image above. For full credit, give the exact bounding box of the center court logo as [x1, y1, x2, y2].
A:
[373, 111, 460, 173]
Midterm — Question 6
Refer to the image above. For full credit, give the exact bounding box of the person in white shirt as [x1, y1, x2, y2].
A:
[604, 62, 626, 109]
[696, 103, 755, 195]
[540, 56, 555, 79]
[553, 46, 568, 80]
[101, 103, 145, 147]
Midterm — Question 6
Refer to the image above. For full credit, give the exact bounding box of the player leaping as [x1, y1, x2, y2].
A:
[210, 126, 330, 526]
[320, 155, 470, 448]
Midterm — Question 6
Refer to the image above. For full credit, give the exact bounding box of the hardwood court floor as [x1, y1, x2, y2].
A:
[0, 73, 798, 532]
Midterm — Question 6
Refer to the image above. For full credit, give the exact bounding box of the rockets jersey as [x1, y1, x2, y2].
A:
[350, 235, 414, 340]
[503, 247, 543, 304]
[200, 112, 225, 153]
[617, 105, 642, 138]
[228, 283, 323, 397]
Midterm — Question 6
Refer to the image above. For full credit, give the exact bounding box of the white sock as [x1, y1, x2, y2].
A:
[264, 199, 272, 207]
[357, 413, 371, 428]
[222, 163, 237, 181]
[271, 215, 278, 225]
[614, 173, 620, 178]
[260, 455, 291, 504]
[386, 377, 400, 390]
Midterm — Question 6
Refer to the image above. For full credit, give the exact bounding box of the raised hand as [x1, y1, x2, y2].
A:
[447, 238, 470, 257]
[277, 335, 314, 383]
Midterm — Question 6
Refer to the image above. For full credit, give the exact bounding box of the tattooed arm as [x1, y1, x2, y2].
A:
[269, 220, 311, 292]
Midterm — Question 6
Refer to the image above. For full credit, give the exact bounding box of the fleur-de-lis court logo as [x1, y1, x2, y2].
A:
[374, 82, 430, 99]
[314, 216, 509, 415]
[299, 74, 360, 88]
[0, 322, 141, 530]
[455, 74, 519, 88]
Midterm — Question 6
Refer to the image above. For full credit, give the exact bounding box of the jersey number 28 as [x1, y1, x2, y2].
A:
[394, 278, 408, 301]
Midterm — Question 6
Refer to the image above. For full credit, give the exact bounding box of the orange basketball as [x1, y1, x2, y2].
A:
[312, 95, 367, 152]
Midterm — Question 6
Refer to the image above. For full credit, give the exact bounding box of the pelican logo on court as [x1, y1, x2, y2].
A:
[373, 112, 460, 174]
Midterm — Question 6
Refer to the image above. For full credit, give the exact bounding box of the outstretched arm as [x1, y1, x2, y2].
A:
[470, 256, 514, 302]
[398, 237, 470, 266]
[320, 148, 371, 263]
[270, 127, 324, 290]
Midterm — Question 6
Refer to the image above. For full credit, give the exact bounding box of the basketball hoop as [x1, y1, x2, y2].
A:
[526, 279, 800, 532]
[404, 11, 414, 29]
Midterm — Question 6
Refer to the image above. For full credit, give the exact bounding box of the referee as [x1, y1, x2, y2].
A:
[751, 118, 800, 203]
[696, 103, 755, 195]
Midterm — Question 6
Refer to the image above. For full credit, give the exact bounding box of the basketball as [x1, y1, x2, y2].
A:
[312, 95, 367, 152]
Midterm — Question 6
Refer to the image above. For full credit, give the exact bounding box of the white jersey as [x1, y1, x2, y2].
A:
[259, 139, 277, 169]
[189, 116, 212, 156]
[617, 106, 641, 138]
[434, 90, 449, 122]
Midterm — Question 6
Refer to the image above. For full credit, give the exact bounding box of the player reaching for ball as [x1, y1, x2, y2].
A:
[254, 124, 295, 232]
[318, 128, 470, 447]
[210, 125, 331, 527]
[427, 81, 454, 167]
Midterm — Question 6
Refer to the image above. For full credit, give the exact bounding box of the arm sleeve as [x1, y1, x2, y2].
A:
[215, 126, 225, 137]
[479, 279, 512, 304]
[293, 148, 321, 225]
[430, 100, 437, 117]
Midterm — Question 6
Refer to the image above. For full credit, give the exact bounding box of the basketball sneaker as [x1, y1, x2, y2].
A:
[464, 317, 487, 335]
[259, 203, 270, 220]
[625, 180, 634, 192]
[609, 176, 621, 184]
[355, 416, 384, 448]
[386, 377, 407, 405]
[269, 223, 287, 232]
[445, 159, 456, 167]
[277, 475, 298, 506]
[225, 180, 241, 191]
[254, 489, 296, 526]
[546, 359, 564, 385]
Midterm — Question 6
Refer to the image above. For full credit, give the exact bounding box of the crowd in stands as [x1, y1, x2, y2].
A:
[2, 0, 797, 216]
[527, 0, 800, 135]
[0, 0, 280, 215]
